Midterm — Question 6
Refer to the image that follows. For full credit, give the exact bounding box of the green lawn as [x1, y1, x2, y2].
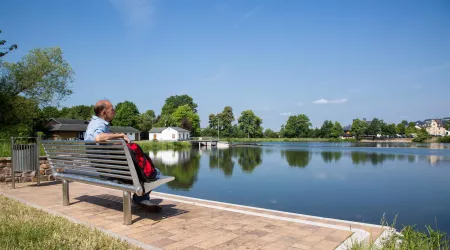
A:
[0, 195, 140, 250]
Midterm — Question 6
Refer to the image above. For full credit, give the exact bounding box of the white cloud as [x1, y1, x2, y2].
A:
[313, 98, 348, 104]
[109, 0, 154, 31]
[280, 112, 293, 116]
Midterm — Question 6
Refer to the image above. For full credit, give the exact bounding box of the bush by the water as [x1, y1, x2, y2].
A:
[438, 136, 450, 143]
[352, 216, 449, 250]
[136, 141, 191, 151]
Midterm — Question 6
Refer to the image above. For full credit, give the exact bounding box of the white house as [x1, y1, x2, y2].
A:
[149, 127, 190, 141]
[426, 119, 446, 136]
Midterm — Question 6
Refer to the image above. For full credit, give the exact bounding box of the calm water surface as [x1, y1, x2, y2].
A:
[150, 142, 450, 233]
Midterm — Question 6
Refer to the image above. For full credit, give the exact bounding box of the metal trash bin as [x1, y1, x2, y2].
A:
[11, 137, 41, 188]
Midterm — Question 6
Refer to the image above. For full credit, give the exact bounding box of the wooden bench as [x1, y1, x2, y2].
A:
[42, 140, 175, 225]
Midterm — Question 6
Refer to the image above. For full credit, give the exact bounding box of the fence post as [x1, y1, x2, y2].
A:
[36, 137, 40, 186]
[10, 137, 15, 189]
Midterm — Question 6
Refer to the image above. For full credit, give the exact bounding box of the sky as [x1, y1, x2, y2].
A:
[1, 0, 449, 130]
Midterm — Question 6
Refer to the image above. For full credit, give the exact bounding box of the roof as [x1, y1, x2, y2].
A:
[51, 118, 89, 125]
[49, 124, 87, 132]
[110, 126, 140, 133]
[149, 127, 190, 133]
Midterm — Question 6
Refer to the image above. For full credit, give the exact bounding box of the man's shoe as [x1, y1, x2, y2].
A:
[134, 199, 162, 213]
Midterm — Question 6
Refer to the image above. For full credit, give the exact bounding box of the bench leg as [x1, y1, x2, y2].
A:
[62, 179, 69, 206]
[123, 191, 132, 225]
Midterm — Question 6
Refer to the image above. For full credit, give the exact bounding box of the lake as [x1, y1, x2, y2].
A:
[150, 142, 450, 233]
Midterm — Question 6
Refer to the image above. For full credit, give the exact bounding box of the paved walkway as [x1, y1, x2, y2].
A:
[0, 181, 389, 250]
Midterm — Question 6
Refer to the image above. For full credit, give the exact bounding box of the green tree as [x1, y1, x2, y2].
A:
[320, 120, 334, 138]
[238, 110, 263, 138]
[406, 122, 417, 135]
[396, 122, 406, 135]
[113, 101, 140, 127]
[172, 104, 201, 136]
[65, 105, 93, 120]
[330, 121, 343, 138]
[444, 121, 450, 131]
[412, 128, 431, 143]
[381, 123, 397, 137]
[367, 118, 383, 136]
[264, 129, 279, 138]
[161, 95, 198, 116]
[40, 106, 60, 120]
[0, 46, 73, 137]
[0, 30, 18, 58]
[351, 119, 368, 140]
[283, 114, 311, 138]
[1, 47, 74, 108]
[137, 109, 156, 132]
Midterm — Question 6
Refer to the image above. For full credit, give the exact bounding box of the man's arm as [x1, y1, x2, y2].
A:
[95, 133, 131, 143]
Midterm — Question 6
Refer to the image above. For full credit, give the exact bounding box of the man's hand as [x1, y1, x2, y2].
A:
[122, 134, 131, 143]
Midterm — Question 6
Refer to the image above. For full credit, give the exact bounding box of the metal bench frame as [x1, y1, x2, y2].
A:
[42, 140, 175, 225]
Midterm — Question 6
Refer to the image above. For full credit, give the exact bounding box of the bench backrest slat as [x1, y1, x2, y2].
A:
[47, 153, 127, 160]
[42, 140, 142, 194]
[50, 156, 129, 166]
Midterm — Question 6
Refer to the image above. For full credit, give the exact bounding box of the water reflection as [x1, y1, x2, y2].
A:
[321, 151, 342, 163]
[151, 150, 201, 190]
[280, 150, 312, 168]
[150, 146, 450, 190]
[234, 147, 263, 173]
[209, 149, 235, 177]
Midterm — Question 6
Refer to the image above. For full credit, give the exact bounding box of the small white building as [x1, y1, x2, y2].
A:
[149, 127, 190, 141]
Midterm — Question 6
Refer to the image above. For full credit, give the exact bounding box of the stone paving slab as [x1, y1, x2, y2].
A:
[0, 181, 388, 250]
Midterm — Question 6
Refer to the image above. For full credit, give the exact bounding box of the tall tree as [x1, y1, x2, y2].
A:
[160, 95, 198, 116]
[40, 106, 60, 120]
[137, 109, 156, 132]
[1, 47, 74, 108]
[330, 121, 343, 138]
[396, 122, 406, 135]
[320, 120, 334, 138]
[351, 119, 368, 140]
[283, 114, 311, 138]
[66, 105, 93, 120]
[172, 104, 201, 136]
[238, 110, 263, 138]
[0, 46, 73, 137]
[367, 118, 383, 135]
[114, 101, 140, 127]
[264, 128, 279, 138]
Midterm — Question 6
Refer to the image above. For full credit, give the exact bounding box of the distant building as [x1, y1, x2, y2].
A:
[148, 127, 190, 141]
[426, 119, 446, 136]
[45, 118, 141, 141]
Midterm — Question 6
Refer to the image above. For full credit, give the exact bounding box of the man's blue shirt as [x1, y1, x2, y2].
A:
[84, 115, 110, 141]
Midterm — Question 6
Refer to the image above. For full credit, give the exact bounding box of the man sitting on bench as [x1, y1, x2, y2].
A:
[84, 100, 159, 211]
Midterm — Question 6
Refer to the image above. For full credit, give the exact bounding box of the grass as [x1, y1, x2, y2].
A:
[0, 195, 140, 250]
[350, 216, 449, 250]
[135, 140, 191, 151]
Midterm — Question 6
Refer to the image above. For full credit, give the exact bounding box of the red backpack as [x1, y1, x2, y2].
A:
[127, 143, 158, 182]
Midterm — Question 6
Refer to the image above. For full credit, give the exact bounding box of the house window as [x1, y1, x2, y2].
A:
[172, 134, 175, 139]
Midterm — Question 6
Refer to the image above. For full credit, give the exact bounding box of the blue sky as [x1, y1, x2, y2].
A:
[1, 0, 449, 129]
